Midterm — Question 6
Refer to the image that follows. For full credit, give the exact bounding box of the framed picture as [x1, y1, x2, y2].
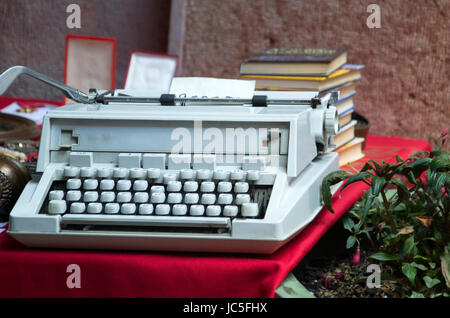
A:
[64, 34, 117, 103]
[124, 51, 178, 92]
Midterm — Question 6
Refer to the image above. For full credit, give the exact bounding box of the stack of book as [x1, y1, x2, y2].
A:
[240, 48, 365, 166]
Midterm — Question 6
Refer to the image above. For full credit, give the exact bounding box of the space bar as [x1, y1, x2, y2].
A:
[61, 214, 230, 228]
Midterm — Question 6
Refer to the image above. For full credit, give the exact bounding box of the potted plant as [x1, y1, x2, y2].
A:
[320, 130, 449, 297]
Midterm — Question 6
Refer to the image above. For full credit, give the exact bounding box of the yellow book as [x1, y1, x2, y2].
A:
[242, 68, 351, 81]
[335, 137, 365, 167]
[241, 66, 363, 91]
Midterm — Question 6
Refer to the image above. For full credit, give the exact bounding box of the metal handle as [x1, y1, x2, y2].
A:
[0, 66, 91, 104]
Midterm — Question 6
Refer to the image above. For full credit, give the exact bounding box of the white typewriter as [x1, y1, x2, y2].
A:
[1, 66, 340, 253]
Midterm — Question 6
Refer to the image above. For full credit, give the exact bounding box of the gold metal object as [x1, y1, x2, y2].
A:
[0, 156, 31, 219]
[17, 107, 36, 113]
[0, 113, 40, 142]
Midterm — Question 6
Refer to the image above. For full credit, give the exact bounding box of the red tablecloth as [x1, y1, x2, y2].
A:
[0, 97, 432, 298]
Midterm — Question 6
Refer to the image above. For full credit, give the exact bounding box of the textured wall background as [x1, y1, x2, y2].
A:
[0, 0, 170, 100]
[1, 0, 448, 149]
[181, 0, 449, 149]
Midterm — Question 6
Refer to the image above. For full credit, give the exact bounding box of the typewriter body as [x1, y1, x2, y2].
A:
[2, 66, 340, 253]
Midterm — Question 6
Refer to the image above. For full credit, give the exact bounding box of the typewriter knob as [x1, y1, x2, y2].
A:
[325, 107, 338, 136]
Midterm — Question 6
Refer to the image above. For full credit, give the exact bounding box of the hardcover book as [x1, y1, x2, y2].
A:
[243, 64, 364, 91]
[335, 95, 355, 115]
[338, 111, 353, 127]
[240, 48, 347, 76]
[335, 137, 365, 167]
[330, 120, 357, 149]
[319, 79, 359, 99]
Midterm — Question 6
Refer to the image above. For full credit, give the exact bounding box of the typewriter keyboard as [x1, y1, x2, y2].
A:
[43, 167, 274, 219]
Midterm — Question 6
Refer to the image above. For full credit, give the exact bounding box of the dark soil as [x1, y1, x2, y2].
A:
[293, 249, 404, 298]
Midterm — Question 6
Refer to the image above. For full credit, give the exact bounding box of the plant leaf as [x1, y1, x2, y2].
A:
[389, 178, 410, 201]
[346, 236, 357, 249]
[397, 226, 414, 235]
[340, 172, 373, 193]
[368, 159, 381, 170]
[342, 217, 355, 231]
[386, 162, 406, 177]
[430, 150, 450, 160]
[360, 162, 374, 172]
[370, 252, 398, 261]
[410, 291, 425, 298]
[434, 230, 444, 241]
[406, 171, 418, 185]
[430, 156, 450, 171]
[423, 276, 440, 288]
[430, 171, 450, 195]
[402, 236, 418, 257]
[410, 262, 427, 271]
[358, 190, 375, 227]
[413, 254, 431, 262]
[408, 157, 432, 178]
[320, 170, 353, 214]
[415, 216, 432, 228]
[402, 263, 417, 286]
[409, 157, 431, 168]
[371, 176, 387, 196]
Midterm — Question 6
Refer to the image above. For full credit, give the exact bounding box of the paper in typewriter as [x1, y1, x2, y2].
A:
[170, 77, 255, 99]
